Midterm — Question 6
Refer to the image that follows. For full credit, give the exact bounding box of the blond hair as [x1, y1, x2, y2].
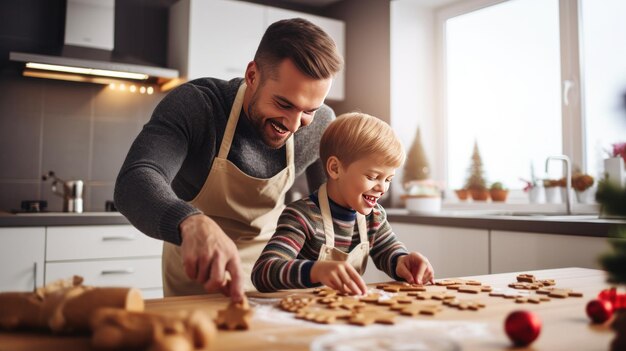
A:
[254, 18, 343, 81]
[320, 113, 406, 174]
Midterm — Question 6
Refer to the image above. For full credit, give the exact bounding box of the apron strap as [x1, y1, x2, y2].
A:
[318, 183, 335, 248]
[357, 213, 368, 244]
[318, 183, 369, 249]
[285, 136, 295, 184]
[218, 82, 247, 159]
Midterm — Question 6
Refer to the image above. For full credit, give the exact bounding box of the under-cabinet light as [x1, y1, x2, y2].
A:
[25, 62, 149, 80]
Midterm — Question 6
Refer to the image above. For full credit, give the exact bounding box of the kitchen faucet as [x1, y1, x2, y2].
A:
[42, 171, 84, 213]
[545, 155, 572, 215]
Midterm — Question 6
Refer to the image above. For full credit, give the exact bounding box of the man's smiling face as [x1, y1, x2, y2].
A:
[244, 59, 332, 149]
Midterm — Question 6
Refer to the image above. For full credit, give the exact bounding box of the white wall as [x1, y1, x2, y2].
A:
[390, 1, 438, 206]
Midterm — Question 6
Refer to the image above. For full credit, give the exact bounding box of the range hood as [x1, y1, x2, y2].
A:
[9, 0, 179, 89]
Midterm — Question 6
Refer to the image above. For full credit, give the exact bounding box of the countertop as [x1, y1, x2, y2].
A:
[1, 209, 624, 238]
[0, 268, 614, 350]
[0, 211, 130, 227]
[385, 209, 625, 238]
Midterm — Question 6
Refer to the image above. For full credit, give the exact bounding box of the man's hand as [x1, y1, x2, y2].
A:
[396, 252, 435, 285]
[310, 261, 368, 295]
[179, 214, 244, 302]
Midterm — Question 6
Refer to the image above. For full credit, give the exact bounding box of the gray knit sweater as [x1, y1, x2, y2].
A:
[114, 77, 334, 245]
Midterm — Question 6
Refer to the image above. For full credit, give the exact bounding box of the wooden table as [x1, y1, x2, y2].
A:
[0, 268, 616, 350]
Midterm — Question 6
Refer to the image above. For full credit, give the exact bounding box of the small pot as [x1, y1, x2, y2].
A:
[490, 189, 508, 202]
[455, 189, 469, 201]
[469, 189, 490, 201]
[575, 187, 596, 204]
[545, 186, 562, 204]
[405, 196, 442, 214]
[528, 187, 545, 204]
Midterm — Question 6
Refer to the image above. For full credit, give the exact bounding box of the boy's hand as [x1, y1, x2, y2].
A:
[396, 252, 435, 285]
[310, 261, 368, 295]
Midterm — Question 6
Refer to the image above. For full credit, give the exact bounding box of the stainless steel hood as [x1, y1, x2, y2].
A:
[9, 0, 178, 88]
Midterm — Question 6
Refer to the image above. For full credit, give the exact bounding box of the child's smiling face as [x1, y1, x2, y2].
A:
[327, 154, 396, 215]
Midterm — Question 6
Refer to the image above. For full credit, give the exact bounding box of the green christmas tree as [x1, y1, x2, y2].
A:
[596, 180, 626, 351]
[404, 127, 431, 182]
[464, 140, 488, 190]
[597, 181, 626, 284]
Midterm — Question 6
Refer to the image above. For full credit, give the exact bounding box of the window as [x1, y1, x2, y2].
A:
[580, 0, 626, 179]
[439, 0, 626, 195]
[444, 0, 561, 190]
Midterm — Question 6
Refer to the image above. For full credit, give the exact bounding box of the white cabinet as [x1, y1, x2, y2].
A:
[45, 225, 163, 298]
[169, 0, 265, 81]
[393, 223, 490, 279]
[0, 227, 45, 292]
[362, 223, 490, 284]
[46, 258, 162, 293]
[168, 0, 346, 101]
[490, 230, 614, 274]
[46, 225, 163, 261]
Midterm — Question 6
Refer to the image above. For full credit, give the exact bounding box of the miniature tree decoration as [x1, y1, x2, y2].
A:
[463, 140, 489, 201]
[404, 127, 431, 182]
[464, 140, 488, 190]
[402, 126, 441, 212]
[596, 180, 626, 351]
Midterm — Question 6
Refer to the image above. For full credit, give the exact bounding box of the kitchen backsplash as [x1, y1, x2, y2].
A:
[0, 73, 165, 212]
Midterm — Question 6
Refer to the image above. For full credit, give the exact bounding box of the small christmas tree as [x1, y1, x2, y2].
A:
[596, 180, 626, 351]
[464, 140, 488, 190]
[403, 126, 440, 201]
[404, 127, 430, 182]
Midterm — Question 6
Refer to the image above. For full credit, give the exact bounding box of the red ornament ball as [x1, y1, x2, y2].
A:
[586, 299, 614, 324]
[504, 310, 542, 347]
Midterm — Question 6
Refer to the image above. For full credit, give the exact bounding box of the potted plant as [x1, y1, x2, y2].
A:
[604, 142, 626, 188]
[597, 180, 626, 350]
[455, 188, 469, 201]
[464, 141, 489, 201]
[543, 178, 562, 204]
[489, 182, 508, 202]
[572, 173, 595, 204]
[403, 180, 442, 213]
[402, 127, 442, 213]
[520, 162, 543, 203]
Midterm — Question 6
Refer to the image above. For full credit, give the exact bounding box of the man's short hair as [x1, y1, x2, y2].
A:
[254, 18, 343, 81]
[320, 112, 406, 174]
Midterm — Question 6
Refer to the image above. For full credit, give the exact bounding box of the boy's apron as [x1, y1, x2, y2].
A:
[163, 82, 295, 296]
[316, 183, 369, 274]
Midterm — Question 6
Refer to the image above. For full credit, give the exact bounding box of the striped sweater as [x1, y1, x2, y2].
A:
[251, 192, 409, 292]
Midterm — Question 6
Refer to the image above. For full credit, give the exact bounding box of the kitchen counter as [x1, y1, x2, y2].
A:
[0, 268, 613, 350]
[0, 209, 624, 238]
[386, 209, 625, 238]
[0, 211, 130, 227]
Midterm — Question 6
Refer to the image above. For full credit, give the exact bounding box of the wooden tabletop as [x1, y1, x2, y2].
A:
[0, 268, 615, 350]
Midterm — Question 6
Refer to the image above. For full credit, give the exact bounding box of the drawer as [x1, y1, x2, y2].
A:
[45, 257, 162, 290]
[47, 225, 163, 261]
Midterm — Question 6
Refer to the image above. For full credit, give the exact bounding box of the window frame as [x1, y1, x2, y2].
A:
[434, 0, 584, 197]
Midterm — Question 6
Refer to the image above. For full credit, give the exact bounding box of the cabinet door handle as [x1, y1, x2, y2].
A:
[32, 262, 37, 292]
[101, 268, 135, 275]
[102, 234, 136, 241]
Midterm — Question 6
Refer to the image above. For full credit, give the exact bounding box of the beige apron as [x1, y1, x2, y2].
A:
[316, 183, 370, 274]
[163, 82, 295, 296]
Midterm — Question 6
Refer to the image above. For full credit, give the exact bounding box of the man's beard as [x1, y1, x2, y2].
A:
[247, 91, 290, 149]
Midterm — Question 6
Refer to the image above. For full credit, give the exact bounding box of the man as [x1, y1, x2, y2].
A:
[114, 18, 343, 301]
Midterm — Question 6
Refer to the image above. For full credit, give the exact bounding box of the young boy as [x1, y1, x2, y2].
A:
[251, 113, 434, 295]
